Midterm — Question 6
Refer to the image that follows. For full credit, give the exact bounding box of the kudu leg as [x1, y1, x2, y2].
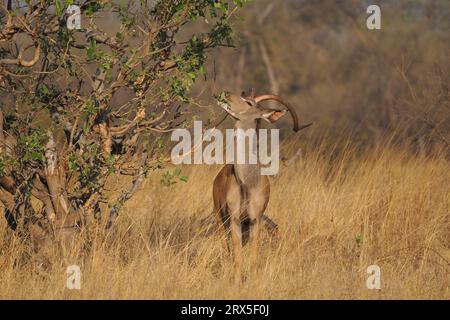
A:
[230, 217, 243, 279]
[247, 199, 264, 273]
[248, 218, 261, 272]
[215, 207, 231, 255]
[225, 183, 244, 281]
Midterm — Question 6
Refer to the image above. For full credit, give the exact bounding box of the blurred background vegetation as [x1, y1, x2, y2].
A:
[192, 0, 449, 152]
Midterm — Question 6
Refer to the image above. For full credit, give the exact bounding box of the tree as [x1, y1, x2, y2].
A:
[0, 0, 247, 252]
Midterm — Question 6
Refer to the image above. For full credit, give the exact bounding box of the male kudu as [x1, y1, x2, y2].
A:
[213, 92, 311, 274]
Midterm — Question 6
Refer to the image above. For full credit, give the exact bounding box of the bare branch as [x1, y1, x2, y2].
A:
[0, 44, 41, 67]
[107, 153, 148, 228]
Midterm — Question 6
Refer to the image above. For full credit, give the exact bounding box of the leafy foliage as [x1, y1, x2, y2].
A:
[161, 168, 189, 187]
[0, 0, 247, 241]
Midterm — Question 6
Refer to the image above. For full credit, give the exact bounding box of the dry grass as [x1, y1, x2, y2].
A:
[0, 137, 448, 299]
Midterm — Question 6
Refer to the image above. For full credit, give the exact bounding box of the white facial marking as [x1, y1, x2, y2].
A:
[218, 101, 238, 118]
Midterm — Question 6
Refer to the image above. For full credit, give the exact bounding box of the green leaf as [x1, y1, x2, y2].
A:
[355, 234, 363, 246]
[55, 0, 63, 16]
[86, 40, 97, 61]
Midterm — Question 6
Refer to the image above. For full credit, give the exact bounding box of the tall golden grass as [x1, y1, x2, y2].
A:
[0, 134, 448, 299]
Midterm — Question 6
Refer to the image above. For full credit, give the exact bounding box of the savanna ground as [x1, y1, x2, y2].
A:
[0, 130, 448, 299]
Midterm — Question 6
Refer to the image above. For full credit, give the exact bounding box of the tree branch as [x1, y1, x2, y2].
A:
[107, 153, 148, 229]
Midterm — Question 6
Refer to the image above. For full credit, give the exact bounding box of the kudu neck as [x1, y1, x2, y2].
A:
[232, 118, 262, 188]
[234, 118, 259, 131]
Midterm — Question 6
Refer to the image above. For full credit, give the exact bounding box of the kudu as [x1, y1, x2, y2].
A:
[212, 92, 311, 274]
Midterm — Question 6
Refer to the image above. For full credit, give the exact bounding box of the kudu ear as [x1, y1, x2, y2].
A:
[260, 109, 287, 123]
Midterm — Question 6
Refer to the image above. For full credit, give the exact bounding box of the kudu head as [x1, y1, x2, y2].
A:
[216, 91, 312, 131]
